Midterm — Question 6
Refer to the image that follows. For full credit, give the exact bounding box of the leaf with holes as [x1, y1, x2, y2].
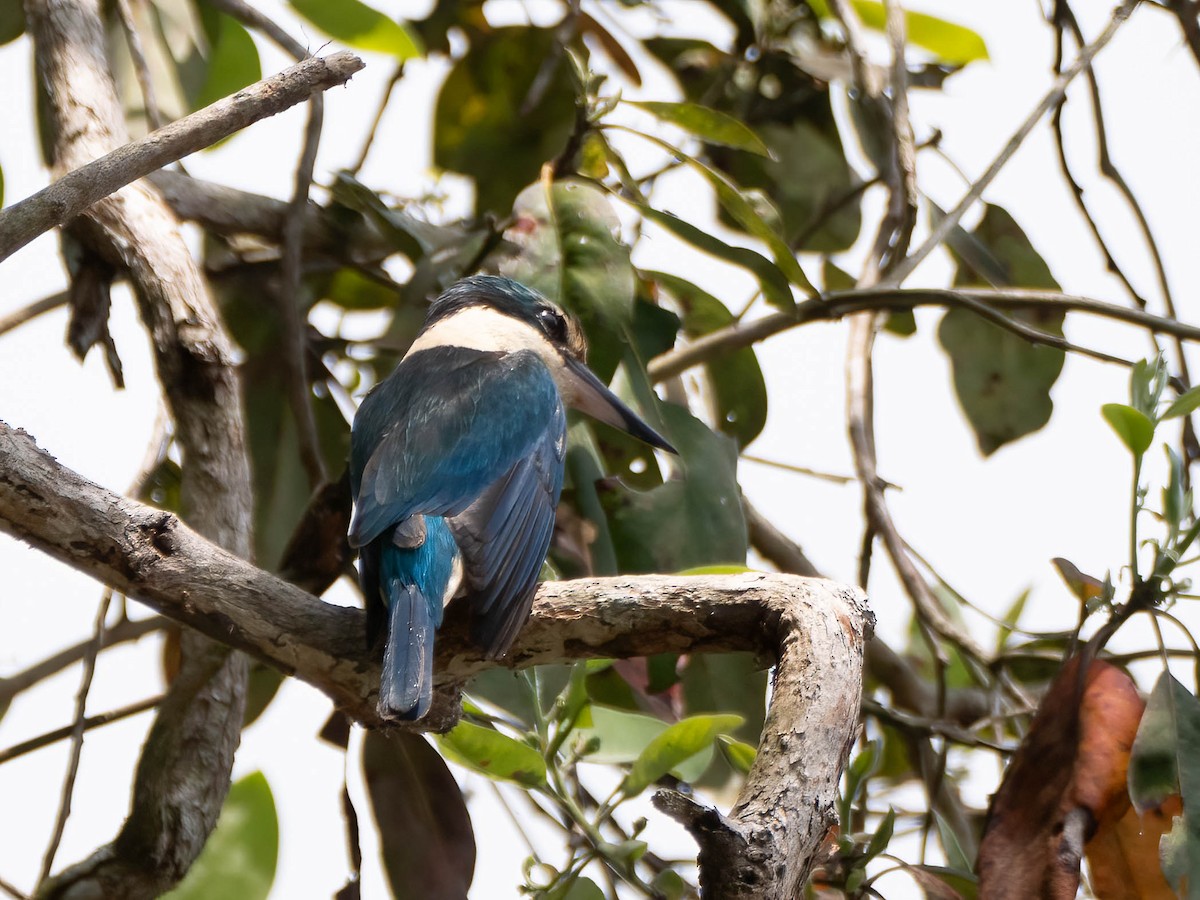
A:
[650, 271, 767, 448]
[600, 404, 747, 574]
[437, 720, 547, 787]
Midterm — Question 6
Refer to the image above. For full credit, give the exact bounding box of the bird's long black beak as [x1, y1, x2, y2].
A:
[563, 357, 678, 454]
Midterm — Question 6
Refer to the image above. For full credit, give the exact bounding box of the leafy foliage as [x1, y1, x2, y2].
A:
[10, 0, 1200, 897]
[163, 772, 278, 900]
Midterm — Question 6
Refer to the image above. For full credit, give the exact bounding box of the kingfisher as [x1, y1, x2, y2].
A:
[348, 275, 676, 720]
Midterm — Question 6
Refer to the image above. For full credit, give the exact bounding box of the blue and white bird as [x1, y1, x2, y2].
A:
[349, 275, 676, 720]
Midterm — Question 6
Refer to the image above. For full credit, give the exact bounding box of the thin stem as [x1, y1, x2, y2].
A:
[349, 66, 405, 177]
[648, 287, 1200, 384]
[0, 696, 163, 767]
[114, 0, 163, 130]
[0, 292, 67, 338]
[1131, 456, 1144, 583]
[36, 591, 112, 887]
[884, 0, 1139, 288]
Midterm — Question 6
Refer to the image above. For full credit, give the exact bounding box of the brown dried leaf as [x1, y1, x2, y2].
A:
[1086, 795, 1180, 900]
[978, 657, 1144, 898]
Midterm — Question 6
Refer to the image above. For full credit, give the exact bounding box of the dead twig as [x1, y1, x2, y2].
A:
[35, 591, 113, 888]
[0, 695, 163, 767]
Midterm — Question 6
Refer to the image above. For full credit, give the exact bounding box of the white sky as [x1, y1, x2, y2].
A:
[1, 0, 1198, 897]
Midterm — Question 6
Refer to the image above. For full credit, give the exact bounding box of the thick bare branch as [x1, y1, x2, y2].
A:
[653, 571, 868, 898]
[22, 0, 263, 894]
[147, 170, 392, 261]
[0, 419, 870, 897]
[0, 50, 364, 262]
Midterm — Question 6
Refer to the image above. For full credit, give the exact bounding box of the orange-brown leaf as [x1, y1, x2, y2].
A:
[1074, 659, 1145, 818]
[978, 657, 1144, 899]
[1086, 796, 1180, 900]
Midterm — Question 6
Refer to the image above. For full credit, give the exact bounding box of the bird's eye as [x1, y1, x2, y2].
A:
[537, 308, 567, 342]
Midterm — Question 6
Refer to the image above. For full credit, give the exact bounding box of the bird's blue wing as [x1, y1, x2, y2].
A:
[449, 399, 565, 656]
[349, 347, 562, 548]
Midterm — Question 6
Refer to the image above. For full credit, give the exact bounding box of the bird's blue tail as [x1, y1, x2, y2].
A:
[378, 517, 460, 720]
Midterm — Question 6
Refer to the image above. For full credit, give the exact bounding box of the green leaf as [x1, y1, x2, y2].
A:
[622, 713, 743, 796]
[626, 100, 770, 156]
[578, 693, 720, 793]
[1132, 356, 1170, 418]
[577, 705, 669, 764]
[650, 271, 768, 447]
[808, 0, 988, 64]
[468, 665, 571, 729]
[363, 731, 475, 899]
[322, 267, 398, 311]
[288, 0, 421, 60]
[995, 587, 1031, 653]
[940, 204, 1064, 455]
[242, 662, 284, 727]
[559, 876, 605, 900]
[618, 128, 812, 298]
[935, 810, 975, 871]
[503, 178, 635, 381]
[216, 270, 351, 568]
[1163, 385, 1200, 420]
[717, 105, 863, 254]
[717, 735, 757, 774]
[1101, 404, 1155, 458]
[1161, 812, 1191, 895]
[192, 10, 261, 112]
[650, 869, 688, 900]
[631, 202, 793, 310]
[864, 808, 896, 863]
[682, 652, 766, 748]
[435, 27, 575, 214]
[1129, 674, 1200, 889]
[1130, 674, 1200, 810]
[600, 404, 748, 574]
[0, 4, 24, 45]
[164, 772, 278, 900]
[840, 741, 881, 829]
[437, 720, 547, 787]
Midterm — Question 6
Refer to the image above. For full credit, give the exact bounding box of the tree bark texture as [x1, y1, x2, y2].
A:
[0, 420, 872, 897]
[23, 0, 255, 895]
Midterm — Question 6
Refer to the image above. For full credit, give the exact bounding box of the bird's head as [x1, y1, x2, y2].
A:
[411, 275, 676, 453]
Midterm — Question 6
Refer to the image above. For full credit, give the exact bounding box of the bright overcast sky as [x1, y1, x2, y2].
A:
[1, 1, 1198, 896]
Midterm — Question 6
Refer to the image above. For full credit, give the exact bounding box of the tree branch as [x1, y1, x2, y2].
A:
[146, 170, 392, 263]
[206, 0, 328, 489]
[0, 50, 364, 262]
[23, 0, 264, 894]
[0, 419, 870, 895]
[648, 286, 1200, 383]
[884, 0, 1138, 288]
